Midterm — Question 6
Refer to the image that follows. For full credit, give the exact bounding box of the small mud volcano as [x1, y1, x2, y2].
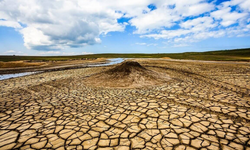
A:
[84, 61, 170, 88]
[107, 61, 146, 76]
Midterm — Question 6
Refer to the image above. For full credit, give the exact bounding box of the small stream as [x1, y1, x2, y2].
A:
[90, 58, 124, 67]
[0, 58, 125, 81]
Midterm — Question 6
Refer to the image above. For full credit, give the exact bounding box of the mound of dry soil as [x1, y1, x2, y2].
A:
[84, 61, 170, 88]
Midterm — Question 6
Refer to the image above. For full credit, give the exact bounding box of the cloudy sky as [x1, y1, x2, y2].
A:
[0, 0, 250, 56]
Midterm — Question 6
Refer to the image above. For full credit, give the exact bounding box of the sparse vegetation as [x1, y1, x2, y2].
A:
[1, 48, 250, 62]
[0, 61, 46, 68]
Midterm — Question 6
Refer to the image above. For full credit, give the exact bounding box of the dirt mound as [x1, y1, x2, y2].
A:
[84, 61, 170, 88]
[106, 61, 146, 76]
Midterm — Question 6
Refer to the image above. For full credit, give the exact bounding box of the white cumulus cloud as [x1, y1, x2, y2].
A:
[211, 7, 247, 27]
[138, 0, 250, 46]
[0, 20, 22, 28]
[0, 0, 126, 50]
[3, 50, 24, 55]
[135, 42, 157, 46]
[0, 0, 249, 50]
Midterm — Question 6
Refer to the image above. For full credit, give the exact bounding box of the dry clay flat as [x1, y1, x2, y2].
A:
[0, 59, 250, 149]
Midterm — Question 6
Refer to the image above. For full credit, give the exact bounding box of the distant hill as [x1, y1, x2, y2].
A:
[0, 48, 250, 62]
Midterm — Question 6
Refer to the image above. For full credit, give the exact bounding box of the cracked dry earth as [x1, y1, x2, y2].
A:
[1, 59, 250, 150]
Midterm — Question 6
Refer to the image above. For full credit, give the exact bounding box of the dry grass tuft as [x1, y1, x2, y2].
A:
[0, 61, 46, 68]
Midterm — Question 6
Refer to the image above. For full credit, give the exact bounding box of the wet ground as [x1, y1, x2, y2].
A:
[0, 59, 250, 149]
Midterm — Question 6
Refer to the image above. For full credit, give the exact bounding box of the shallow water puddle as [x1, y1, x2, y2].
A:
[0, 58, 125, 80]
[0, 72, 37, 80]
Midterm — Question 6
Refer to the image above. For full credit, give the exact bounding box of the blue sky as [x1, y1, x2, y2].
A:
[0, 0, 250, 56]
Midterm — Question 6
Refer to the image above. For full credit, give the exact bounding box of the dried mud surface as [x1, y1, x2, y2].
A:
[0, 59, 250, 150]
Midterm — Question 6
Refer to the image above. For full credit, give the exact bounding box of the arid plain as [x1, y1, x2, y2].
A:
[1, 58, 250, 150]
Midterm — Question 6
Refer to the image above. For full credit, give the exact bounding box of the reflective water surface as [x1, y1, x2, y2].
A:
[0, 58, 125, 81]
